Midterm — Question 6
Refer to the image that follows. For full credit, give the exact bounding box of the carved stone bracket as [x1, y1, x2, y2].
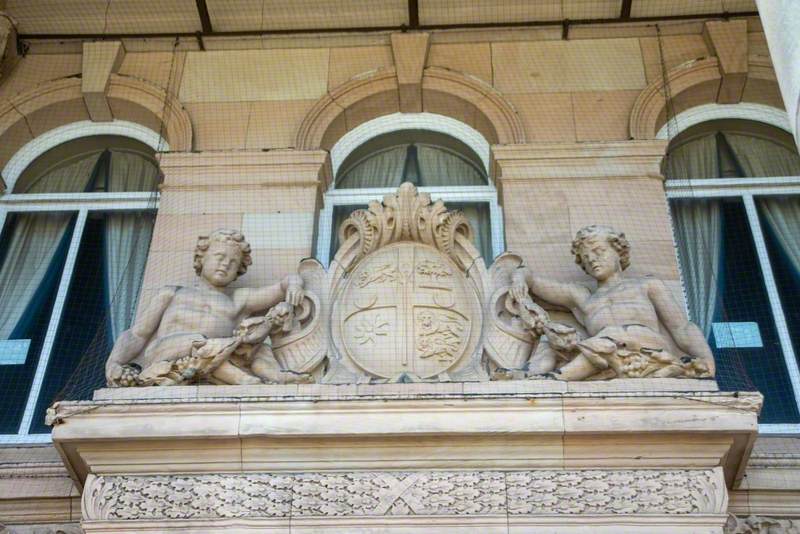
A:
[82, 468, 727, 521]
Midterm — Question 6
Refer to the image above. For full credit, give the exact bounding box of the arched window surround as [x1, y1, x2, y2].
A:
[663, 106, 800, 435]
[317, 114, 504, 267]
[0, 122, 164, 444]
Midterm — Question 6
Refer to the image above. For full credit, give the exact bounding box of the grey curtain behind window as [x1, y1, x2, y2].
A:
[0, 154, 101, 340]
[332, 143, 492, 262]
[724, 132, 800, 279]
[758, 197, 800, 277]
[664, 133, 719, 180]
[416, 144, 486, 186]
[104, 151, 159, 339]
[672, 199, 723, 337]
[665, 133, 723, 337]
[724, 133, 800, 177]
[336, 146, 407, 189]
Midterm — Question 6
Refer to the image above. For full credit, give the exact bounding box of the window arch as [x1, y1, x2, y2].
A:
[664, 119, 800, 432]
[0, 134, 160, 441]
[317, 127, 503, 266]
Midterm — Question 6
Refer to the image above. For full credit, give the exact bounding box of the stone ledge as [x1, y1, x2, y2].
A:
[52, 390, 759, 492]
[91, 378, 719, 401]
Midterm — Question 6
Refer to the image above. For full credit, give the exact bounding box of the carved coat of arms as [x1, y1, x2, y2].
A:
[286, 182, 489, 383]
[106, 182, 715, 387]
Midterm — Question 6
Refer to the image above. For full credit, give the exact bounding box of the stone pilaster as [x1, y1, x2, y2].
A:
[492, 140, 681, 300]
[756, 0, 800, 151]
[137, 149, 330, 314]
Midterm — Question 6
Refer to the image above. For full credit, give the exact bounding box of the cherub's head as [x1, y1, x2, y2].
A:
[571, 225, 630, 281]
[193, 229, 253, 287]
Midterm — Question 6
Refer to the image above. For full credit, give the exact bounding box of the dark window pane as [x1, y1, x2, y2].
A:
[758, 196, 800, 388]
[30, 217, 109, 433]
[0, 214, 75, 433]
[713, 200, 800, 424]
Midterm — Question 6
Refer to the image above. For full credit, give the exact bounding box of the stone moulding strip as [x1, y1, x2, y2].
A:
[82, 468, 727, 521]
[51, 390, 759, 495]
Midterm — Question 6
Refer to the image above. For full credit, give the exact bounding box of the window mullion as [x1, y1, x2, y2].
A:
[489, 200, 504, 260]
[17, 208, 89, 436]
[742, 194, 800, 413]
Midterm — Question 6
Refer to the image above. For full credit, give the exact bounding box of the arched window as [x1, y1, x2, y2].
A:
[665, 119, 800, 430]
[318, 129, 503, 265]
[0, 135, 160, 440]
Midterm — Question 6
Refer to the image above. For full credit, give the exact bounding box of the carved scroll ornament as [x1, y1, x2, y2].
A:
[336, 182, 474, 272]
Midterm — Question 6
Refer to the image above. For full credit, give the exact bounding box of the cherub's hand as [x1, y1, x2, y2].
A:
[285, 275, 304, 307]
[509, 280, 529, 303]
[106, 361, 124, 384]
[267, 301, 294, 326]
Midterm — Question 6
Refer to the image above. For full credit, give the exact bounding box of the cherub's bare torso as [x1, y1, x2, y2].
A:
[157, 286, 242, 339]
[141, 285, 248, 368]
[575, 278, 661, 337]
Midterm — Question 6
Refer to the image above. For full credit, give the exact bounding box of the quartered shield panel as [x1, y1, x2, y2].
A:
[337, 242, 476, 379]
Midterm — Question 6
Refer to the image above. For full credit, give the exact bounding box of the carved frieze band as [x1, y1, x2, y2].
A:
[726, 515, 800, 533]
[83, 469, 725, 521]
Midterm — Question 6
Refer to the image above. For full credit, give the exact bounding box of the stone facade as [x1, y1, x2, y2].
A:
[2, 2, 800, 533]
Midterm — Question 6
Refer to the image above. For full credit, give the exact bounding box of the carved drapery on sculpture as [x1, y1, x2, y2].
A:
[100, 183, 715, 386]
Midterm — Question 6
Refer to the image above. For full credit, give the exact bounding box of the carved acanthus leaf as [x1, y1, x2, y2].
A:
[337, 182, 473, 270]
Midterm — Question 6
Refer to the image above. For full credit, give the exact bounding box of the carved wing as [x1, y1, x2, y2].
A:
[271, 258, 330, 376]
[482, 252, 536, 371]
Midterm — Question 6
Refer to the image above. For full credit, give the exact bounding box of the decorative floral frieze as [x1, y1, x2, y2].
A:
[83, 469, 725, 521]
[506, 469, 726, 515]
[726, 515, 800, 533]
[292, 471, 506, 516]
[0, 525, 82, 534]
[83, 473, 293, 520]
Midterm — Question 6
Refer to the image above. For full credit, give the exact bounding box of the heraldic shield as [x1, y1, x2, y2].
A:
[321, 183, 490, 383]
[270, 183, 538, 384]
[334, 242, 481, 380]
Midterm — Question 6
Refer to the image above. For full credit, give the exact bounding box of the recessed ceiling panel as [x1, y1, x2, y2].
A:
[419, 0, 563, 26]
[630, 0, 724, 18]
[8, 0, 202, 34]
[206, 0, 408, 32]
[563, 0, 623, 20]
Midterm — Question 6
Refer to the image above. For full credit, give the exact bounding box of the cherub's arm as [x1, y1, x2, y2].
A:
[105, 286, 177, 382]
[647, 278, 716, 375]
[510, 266, 590, 311]
[238, 274, 304, 316]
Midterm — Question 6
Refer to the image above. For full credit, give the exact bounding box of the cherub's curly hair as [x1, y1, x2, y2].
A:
[571, 225, 631, 272]
[193, 229, 253, 277]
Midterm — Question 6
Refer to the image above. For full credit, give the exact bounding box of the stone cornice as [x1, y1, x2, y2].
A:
[157, 149, 331, 189]
[51, 386, 759, 493]
[492, 140, 669, 181]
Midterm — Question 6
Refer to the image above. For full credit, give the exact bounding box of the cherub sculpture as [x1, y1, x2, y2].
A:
[105, 229, 307, 386]
[509, 225, 715, 380]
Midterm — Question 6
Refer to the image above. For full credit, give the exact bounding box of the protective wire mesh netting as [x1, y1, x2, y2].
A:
[1, 0, 798, 448]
